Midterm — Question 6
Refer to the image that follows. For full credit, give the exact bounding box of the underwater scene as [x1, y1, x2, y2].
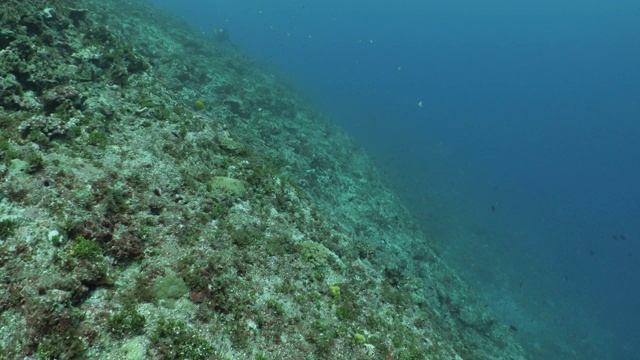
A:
[0, 0, 638, 359]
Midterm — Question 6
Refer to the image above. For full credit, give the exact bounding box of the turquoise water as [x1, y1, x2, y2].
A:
[151, 1, 640, 358]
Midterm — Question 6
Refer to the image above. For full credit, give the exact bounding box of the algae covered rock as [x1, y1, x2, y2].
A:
[208, 176, 246, 197]
[300, 240, 330, 267]
[153, 272, 189, 303]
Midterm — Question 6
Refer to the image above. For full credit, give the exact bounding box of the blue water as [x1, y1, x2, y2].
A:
[151, 0, 640, 358]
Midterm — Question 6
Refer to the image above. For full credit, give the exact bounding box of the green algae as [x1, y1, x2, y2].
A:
[70, 236, 103, 260]
[151, 318, 214, 359]
[108, 306, 146, 337]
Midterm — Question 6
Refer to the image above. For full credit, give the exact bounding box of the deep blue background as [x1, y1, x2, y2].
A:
[150, 0, 640, 357]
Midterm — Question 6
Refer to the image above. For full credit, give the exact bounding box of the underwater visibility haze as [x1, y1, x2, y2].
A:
[0, 0, 638, 359]
[153, 0, 640, 358]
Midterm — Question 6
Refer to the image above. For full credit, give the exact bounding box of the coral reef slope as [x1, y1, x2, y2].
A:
[0, 1, 528, 359]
